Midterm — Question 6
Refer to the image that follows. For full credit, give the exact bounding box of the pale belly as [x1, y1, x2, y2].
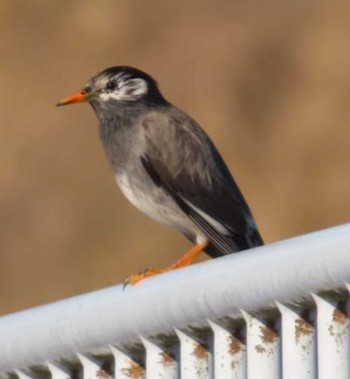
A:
[115, 172, 201, 238]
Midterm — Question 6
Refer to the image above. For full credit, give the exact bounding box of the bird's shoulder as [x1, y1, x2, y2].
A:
[140, 106, 209, 147]
[139, 106, 219, 188]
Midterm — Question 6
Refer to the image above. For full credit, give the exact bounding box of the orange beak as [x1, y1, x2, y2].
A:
[56, 90, 95, 107]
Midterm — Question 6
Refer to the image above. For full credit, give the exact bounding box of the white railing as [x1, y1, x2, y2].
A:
[0, 224, 350, 379]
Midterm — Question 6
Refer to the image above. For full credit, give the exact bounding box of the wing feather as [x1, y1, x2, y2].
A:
[140, 108, 263, 255]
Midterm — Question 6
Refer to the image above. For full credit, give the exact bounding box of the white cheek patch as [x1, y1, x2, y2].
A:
[121, 78, 148, 98]
[100, 78, 148, 102]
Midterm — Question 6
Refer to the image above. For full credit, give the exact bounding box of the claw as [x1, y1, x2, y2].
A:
[123, 270, 147, 290]
[122, 278, 130, 290]
[123, 268, 164, 289]
[121, 244, 206, 289]
[123, 271, 142, 290]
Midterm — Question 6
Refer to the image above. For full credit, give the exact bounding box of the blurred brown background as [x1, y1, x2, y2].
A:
[1, 1, 349, 314]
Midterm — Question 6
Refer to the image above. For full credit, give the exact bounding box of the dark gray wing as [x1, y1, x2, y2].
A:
[140, 109, 263, 256]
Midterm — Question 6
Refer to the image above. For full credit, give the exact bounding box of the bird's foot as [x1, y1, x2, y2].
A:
[123, 243, 207, 289]
[123, 268, 166, 289]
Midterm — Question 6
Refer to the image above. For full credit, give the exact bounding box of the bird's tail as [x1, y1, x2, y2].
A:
[205, 228, 264, 258]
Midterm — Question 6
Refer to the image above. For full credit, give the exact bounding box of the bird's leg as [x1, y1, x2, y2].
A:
[168, 242, 207, 269]
[124, 243, 207, 287]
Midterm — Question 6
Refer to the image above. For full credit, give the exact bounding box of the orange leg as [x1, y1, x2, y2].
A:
[124, 243, 207, 287]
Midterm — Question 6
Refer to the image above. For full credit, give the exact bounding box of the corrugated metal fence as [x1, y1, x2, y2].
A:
[0, 224, 350, 379]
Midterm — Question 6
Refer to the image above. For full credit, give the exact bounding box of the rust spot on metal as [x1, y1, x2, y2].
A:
[328, 323, 346, 346]
[333, 308, 347, 325]
[96, 369, 109, 379]
[192, 343, 208, 359]
[159, 351, 175, 365]
[121, 362, 144, 379]
[295, 317, 312, 343]
[255, 344, 266, 353]
[327, 302, 348, 345]
[228, 336, 242, 355]
[259, 325, 277, 344]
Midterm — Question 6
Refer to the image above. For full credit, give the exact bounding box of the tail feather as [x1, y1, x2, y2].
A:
[204, 228, 264, 258]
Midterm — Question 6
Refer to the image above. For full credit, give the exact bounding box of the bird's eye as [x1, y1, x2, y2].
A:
[106, 80, 117, 91]
[81, 86, 91, 95]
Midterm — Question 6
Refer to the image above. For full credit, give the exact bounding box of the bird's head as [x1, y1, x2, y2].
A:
[57, 66, 166, 109]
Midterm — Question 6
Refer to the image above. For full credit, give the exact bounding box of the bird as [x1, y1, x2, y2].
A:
[57, 66, 263, 286]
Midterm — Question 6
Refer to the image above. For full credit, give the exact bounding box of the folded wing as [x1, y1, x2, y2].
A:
[140, 109, 263, 256]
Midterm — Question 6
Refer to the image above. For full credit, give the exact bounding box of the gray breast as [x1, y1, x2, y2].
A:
[97, 108, 204, 241]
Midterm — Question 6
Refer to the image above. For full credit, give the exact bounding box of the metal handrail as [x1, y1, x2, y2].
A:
[0, 223, 349, 377]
